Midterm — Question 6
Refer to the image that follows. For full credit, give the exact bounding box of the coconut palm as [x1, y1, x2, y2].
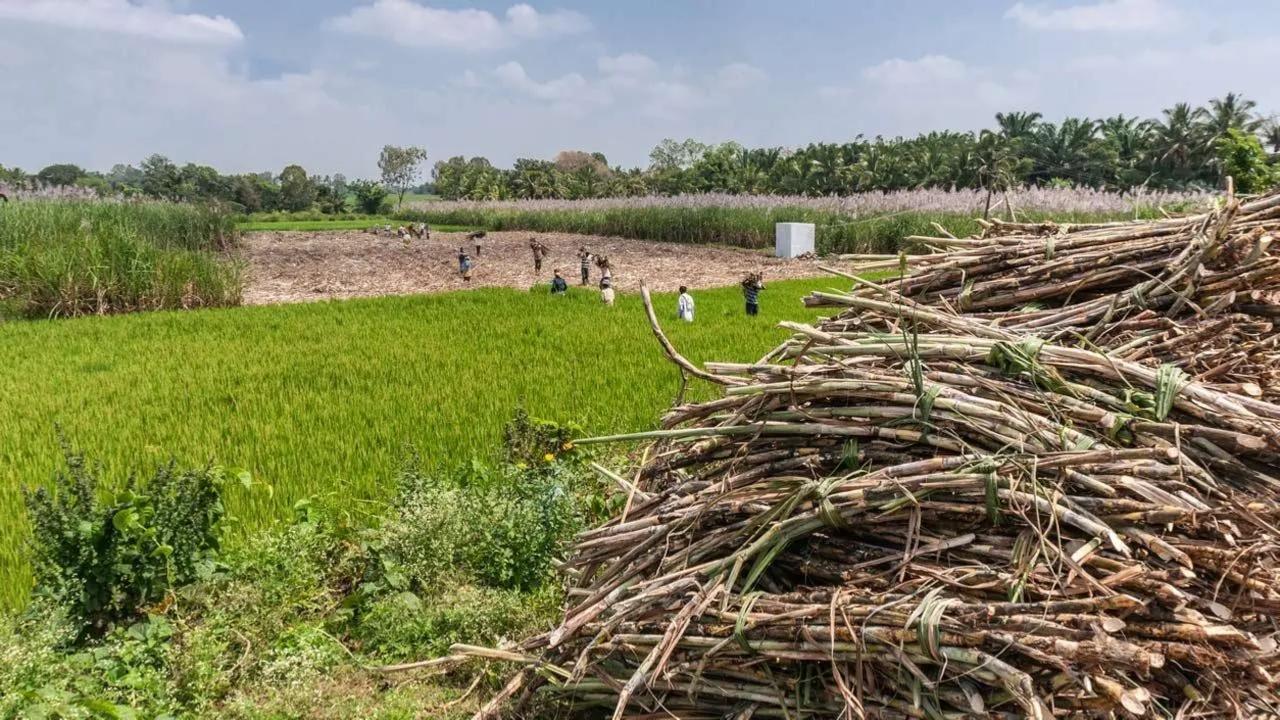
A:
[1262, 121, 1280, 154]
[995, 111, 1043, 141]
[1200, 92, 1263, 140]
[1150, 103, 1207, 185]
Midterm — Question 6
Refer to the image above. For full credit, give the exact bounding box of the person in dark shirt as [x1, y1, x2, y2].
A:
[457, 248, 473, 282]
[550, 269, 568, 295]
[742, 272, 764, 316]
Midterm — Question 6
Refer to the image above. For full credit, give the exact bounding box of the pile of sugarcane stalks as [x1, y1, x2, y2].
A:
[820, 189, 1280, 400]
[445, 287, 1280, 718]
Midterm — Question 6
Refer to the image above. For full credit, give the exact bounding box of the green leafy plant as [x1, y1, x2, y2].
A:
[501, 406, 581, 467]
[24, 448, 229, 637]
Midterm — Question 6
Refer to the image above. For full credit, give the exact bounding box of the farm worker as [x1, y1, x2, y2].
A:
[468, 230, 486, 256]
[578, 246, 592, 285]
[600, 274, 615, 306]
[677, 286, 695, 322]
[458, 248, 474, 282]
[551, 269, 568, 295]
[742, 272, 764, 316]
[530, 238, 547, 274]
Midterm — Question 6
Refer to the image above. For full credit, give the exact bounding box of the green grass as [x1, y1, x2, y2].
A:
[394, 206, 1150, 254]
[238, 218, 479, 233]
[0, 276, 849, 609]
[0, 201, 241, 319]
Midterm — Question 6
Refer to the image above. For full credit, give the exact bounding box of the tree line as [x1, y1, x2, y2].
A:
[434, 93, 1280, 200]
[0, 146, 431, 215]
[4, 93, 1278, 213]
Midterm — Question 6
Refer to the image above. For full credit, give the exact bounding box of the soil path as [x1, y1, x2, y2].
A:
[240, 230, 824, 305]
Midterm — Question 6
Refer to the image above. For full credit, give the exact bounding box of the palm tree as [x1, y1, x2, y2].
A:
[1099, 115, 1155, 188]
[1151, 103, 1206, 185]
[1030, 117, 1100, 185]
[1201, 92, 1262, 139]
[1262, 121, 1280, 154]
[995, 111, 1043, 141]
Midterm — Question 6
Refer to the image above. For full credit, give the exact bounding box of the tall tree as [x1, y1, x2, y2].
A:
[36, 164, 84, 187]
[140, 154, 181, 200]
[278, 165, 316, 212]
[378, 145, 429, 209]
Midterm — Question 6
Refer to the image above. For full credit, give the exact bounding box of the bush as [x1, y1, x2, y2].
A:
[350, 180, 390, 216]
[375, 461, 585, 593]
[24, 449, 227, 637]
[353, 584, 558, 662]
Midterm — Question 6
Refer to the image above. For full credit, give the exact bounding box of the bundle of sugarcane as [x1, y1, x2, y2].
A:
[456, 295, 1280, 719]
[819, 191, 1280, 332]
[809, 276, 1280, 402]
[813, 191, 1280, 400]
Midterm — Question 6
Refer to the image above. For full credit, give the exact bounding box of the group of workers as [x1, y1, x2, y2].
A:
[445, 232, 766, 320]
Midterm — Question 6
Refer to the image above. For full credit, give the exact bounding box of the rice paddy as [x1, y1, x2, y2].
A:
[0, 277, 844, 609]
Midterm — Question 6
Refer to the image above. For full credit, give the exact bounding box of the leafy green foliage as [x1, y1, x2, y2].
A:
[1215, 128, 1279, 193]
[373, 458, 590, 593]
[378, 145, 429, 210]
[349, 179, 390, 215]
[24, 449, 228, 636]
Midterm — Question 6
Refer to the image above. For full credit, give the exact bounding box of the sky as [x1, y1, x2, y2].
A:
[2, 0, 1279, 178]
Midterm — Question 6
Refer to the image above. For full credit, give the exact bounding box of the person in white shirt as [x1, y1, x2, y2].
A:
[677, 286, 694, 322]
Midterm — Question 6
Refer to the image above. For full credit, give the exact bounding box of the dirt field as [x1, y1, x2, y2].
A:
[240, 230, 825, 305]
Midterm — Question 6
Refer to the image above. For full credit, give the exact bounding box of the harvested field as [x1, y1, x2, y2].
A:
[240, 229, 823, 305]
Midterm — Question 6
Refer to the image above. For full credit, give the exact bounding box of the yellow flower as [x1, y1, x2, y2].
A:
[543, 453, 556, 463]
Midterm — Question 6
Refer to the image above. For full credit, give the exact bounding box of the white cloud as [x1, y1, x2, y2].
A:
[862, 55, 968, 85]
[0, 0, 242, 45]
[822, 54, 1037, 139]
[598, 52, 658, 78]
[716, 62, 767, 91]
[327, 0, 590, 51]
[493, 61, 597, 104]
[1005, 0, 1180, 32]
[504, 3, 590, 38]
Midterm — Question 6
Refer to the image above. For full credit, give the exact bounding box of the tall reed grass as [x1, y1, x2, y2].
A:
[0, 201, 242, 319]
[396, 188, 1208, 253]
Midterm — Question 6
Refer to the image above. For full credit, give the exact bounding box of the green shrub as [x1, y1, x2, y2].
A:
[375, 461, 586, 593]
[350, 180, 390, 216]
[354, 584, 559, 662]
[501, 406, 578, 466]
[24, 449, 227, 637]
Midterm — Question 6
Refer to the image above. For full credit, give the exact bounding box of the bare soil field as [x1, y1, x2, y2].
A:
[240, 230, 824, 305]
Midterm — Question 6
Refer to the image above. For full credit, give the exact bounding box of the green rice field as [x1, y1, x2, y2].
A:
[0, 276, 847, 609]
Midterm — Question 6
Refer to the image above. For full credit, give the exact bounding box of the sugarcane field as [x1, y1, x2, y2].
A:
[6, 2, 1280, 718]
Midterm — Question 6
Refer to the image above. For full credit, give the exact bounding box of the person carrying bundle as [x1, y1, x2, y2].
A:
[468, 230, 486, 256]
[457, 247, 474, 282]
[599, 273, 614, 306]
[529, 238, 548, 274]
[578, 246, 593, 285]
[741, 272, 764, 316]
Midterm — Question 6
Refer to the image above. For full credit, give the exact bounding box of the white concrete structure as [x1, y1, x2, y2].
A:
[775, 222, 815, 258]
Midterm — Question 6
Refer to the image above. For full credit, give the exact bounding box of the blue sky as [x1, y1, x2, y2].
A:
[2, 0, 1279, 177]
